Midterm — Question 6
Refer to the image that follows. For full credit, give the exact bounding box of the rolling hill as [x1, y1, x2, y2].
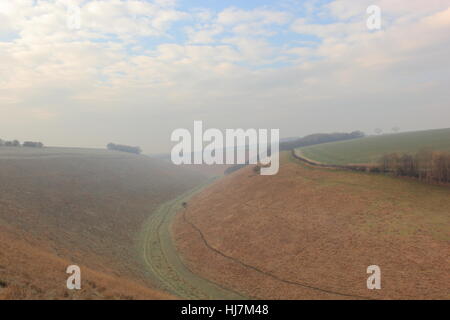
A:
[295, 128, 450, 165]
[0, 146, 208, 299]
[172, 152, 450, 299]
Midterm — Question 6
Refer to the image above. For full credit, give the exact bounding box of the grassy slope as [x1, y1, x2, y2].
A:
[173, 152, 450, 299]
[296, 128, 450, 165]
[0, 147, 208, 299]
[0, 224, 173, 300]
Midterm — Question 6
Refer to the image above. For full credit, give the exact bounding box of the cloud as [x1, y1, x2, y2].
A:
[186, 6, 292, 43]
[81, 0, 189, 39]
[217, 7, 290, 25]
[0, 0, 449, 151]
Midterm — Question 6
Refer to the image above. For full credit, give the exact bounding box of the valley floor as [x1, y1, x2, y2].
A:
[138, 182, 245, 299]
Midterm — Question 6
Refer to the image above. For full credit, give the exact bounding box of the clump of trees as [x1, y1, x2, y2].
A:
[380, 149, 450, 184]
[0, 139, 19, 147]
[0, 139, 44, 148]
[1, 140, 21, 147]
[23, 141, 44, 148]
[107, 143, 142, 155]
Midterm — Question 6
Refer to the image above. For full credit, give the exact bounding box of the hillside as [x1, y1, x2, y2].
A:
[0, 146, 208, 299]
[173, 152, 450, 299]
[296, 128, 450, 165]
[0, 224, 172, 299]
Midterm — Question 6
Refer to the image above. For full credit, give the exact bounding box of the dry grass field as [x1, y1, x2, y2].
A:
[2, 145, 449, 300]
[0, 224, 172, 299]
[173, 152, 450, 300]
[0, 147, 208, 299]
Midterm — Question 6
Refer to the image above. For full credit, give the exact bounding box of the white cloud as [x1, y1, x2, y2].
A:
[185, 24, 224, 44]
[0, 0, 449, 151]
[186, 6, 292, 43]
[81, 0, 188, 39]
[217, 7, 290, 25]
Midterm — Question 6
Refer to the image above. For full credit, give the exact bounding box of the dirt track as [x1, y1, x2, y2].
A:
[139, 182, 246, 299]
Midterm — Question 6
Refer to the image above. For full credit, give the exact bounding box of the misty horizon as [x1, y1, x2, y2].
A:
[1, 0, 449, 153]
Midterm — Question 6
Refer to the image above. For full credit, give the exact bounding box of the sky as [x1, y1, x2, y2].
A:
[0, 0, 449, 153]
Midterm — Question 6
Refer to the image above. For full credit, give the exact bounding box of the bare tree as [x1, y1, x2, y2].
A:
[380, 149, 450, 183]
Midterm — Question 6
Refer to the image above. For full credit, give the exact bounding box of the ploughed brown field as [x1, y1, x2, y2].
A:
[0, 147, 208, 299]
[173, 152, 450, 300]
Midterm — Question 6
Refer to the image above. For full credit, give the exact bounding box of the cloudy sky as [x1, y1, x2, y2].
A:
[1, 0, 449, 153]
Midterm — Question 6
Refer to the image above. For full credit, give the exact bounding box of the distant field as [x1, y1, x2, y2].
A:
[296, 128, 450, 165]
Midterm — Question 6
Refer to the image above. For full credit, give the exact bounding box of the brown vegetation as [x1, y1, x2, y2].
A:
[0, 224, 173, 300]
[380, 149, 450, 184]
[0, 148, 208, 299]
[173, 152, 450, 299]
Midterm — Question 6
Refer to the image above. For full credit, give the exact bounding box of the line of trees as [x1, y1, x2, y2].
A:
[280, 131, 365, 151]
[0, 139, 44, 148]
[107, 143, 142, 155]
[380, 149, 450, 183]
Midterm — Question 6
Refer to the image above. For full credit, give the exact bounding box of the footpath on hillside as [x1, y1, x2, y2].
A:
[138, 180, 246, 300]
